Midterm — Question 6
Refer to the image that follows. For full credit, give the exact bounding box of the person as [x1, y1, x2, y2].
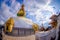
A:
[0, 25, 4, 40]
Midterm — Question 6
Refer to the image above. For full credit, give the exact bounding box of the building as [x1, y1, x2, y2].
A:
[50, 13, 60, 40]
[2, 4, 39, 40]
[55, 13, 60, 40]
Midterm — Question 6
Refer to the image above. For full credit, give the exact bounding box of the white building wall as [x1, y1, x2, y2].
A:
[55, 15, 60, 40]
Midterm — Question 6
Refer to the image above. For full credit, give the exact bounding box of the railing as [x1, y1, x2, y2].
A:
[4, 27, 35, 36]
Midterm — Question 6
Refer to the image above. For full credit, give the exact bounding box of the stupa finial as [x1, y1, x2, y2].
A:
[17, 4, 25, 17]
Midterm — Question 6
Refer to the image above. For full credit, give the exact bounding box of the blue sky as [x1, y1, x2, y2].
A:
[0, 0, 60, 27]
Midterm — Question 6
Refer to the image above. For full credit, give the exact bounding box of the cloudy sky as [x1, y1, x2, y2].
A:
[0, 0, 60, 27]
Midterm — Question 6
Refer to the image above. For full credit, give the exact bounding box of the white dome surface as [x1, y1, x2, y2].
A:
[12, 17, 34, 28]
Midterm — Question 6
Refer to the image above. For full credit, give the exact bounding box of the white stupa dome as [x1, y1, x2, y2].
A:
[13, 17, 34, 28]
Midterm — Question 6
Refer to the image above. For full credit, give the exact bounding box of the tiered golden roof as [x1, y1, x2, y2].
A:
[4, 17, 14, 32]
[32, 23, 39, 32]
[50, 14, 57, 28]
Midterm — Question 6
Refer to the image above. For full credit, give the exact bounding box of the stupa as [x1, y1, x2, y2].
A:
[3, 4, 39, 36]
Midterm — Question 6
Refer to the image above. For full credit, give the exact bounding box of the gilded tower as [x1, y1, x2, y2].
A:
[17, 4, 26, 17]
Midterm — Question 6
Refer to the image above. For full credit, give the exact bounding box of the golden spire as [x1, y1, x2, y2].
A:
[17, 4, 26, 17]
[4, 17, 14, 32]
[32, 23, 39, 32]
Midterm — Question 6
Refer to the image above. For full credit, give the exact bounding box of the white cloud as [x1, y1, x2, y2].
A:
[0, 0, 57, 27]
[0, 0, 21, 22]
[24, 0, 56, 26]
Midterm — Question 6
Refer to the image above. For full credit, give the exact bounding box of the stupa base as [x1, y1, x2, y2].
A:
[3, 28, 35, 40]
[2, 32, 35, 40]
